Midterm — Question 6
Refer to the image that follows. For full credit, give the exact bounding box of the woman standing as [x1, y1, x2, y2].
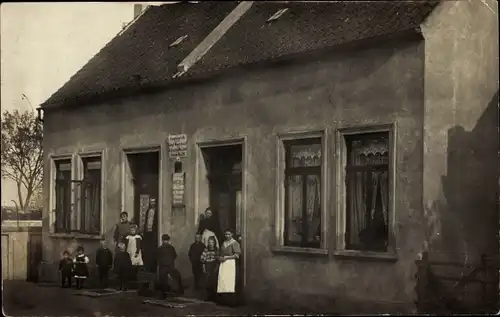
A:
[216, 228, 242, 307]
[197, 207, 222, 249]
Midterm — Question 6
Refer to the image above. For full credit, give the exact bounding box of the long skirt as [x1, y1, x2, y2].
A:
[205, 261, 219, 300]
[201, 229, 219, 249]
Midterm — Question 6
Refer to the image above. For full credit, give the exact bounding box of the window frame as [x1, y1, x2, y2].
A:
[273, 130, 328, 255]
[335, 123, 397, 261]
[76, 151, 105, 237]
[49, 154, 74, 234]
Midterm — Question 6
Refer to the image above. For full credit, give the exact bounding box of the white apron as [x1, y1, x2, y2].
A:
[126, 235, 144, 266]
[202, 229, 220, 249]
[217, 258, 236, 293]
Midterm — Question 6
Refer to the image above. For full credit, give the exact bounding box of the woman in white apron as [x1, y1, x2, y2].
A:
[197, 208, 222, 249]
[216, 228, 242, 307]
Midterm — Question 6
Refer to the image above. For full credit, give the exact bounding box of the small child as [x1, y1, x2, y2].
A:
[157, 234, 184, 295]
[114, 211, 131, 250]
[188, 234, 205, 290]
[200, 236, 220, 301]
[114, 242, 132, 291]
[125, 224, 143, 281]
[73, 246, 90, 290]
[59, 250, 73, 288]
[96, 240, 113, 289]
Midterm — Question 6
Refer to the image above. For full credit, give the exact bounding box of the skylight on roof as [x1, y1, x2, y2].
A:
[170, 35, 188, 48]
[267, 8, 289, 22]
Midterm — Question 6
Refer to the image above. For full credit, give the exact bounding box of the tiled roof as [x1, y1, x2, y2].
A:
[189, 1, 439, 76]
[41, 1, 439, 109]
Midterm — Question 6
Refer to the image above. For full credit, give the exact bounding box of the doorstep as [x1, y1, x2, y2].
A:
[73, 289, 136, 298]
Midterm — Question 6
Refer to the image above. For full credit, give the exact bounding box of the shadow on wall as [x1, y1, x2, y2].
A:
[427, 90, 499, 262]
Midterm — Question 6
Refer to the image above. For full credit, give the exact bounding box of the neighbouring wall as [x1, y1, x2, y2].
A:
[421, 0, 499, 262]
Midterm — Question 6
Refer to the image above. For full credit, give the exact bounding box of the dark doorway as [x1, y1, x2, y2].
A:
[201, 144, 245, 296]
[126, 151, 160, 272]
[201, 145, 243, 238]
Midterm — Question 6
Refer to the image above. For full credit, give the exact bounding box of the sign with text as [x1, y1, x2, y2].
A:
[172, 172, 185, 207]
[168, 134, 188, 159]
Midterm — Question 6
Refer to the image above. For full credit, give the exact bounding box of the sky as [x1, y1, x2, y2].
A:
[0, 2, 136, 206]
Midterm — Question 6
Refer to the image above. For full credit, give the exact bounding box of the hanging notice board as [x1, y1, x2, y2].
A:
[168, 134, 188, 159]
[172, 172, 185, 207]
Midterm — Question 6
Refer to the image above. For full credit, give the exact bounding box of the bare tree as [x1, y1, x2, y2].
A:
[1, 109, 43, 212]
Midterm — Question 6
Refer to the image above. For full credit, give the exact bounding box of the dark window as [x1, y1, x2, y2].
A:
[284, 138, 322, 248]
[79, 157, 102, 235]
[54, 160, 72, 233]
[345, 132, 390, 252]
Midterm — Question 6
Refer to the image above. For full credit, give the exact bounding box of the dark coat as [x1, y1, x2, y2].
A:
[59, 258, 73, 275]
[114, 221, 131, 244]
[96, 247, 113, 268]
[188, 242, 205, 264]
[197, 217, 222, 240]
[157, 243, 177, 268]
[114, 250, 132, 276]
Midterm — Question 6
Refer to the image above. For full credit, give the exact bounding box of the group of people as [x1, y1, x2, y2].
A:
[58, 211, 143, 290]
[58, 207, 243, 307]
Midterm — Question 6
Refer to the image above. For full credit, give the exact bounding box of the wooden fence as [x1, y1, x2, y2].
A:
[415, 251, 499, 314]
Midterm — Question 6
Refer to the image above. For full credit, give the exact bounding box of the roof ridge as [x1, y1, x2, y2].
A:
[118, 4, 151, 37]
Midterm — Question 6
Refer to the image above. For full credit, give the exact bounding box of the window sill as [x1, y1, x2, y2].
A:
[50, 232, 103, 240]
[333, 250, 398, 262]
[271, 246, 328, 256]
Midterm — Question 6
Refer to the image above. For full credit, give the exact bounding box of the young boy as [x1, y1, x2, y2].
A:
[157, 234, 184, 295]
[114, 242, 132, 291]
[188, 234, 205, 290]
[59, 250, 73, 288]
[114, 211, 131, 250]
[96, 240, 113, 289]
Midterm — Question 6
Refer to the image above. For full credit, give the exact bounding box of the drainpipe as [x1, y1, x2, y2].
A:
[174, 1, 254, 78]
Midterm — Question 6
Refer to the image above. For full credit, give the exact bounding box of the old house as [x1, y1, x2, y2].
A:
[38, 1, 498, 313]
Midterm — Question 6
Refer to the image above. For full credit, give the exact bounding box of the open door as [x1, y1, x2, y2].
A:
[202, 144, 244, 299]
[126, 152, 160, 272]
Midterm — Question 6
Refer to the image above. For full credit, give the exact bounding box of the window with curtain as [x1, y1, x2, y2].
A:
[345, 132, 389, 252]
[79, 157, 102, 235]
[284, 138, 322, 248]
[55, 160, 72, 233]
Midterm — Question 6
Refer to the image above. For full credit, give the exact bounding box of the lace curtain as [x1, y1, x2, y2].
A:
[289, 143, 321, 167]
[346, 137, 389, 249]
[81, 169, 101, 234]
[55, 168, 71, 233]
[286, 142, 322, 245]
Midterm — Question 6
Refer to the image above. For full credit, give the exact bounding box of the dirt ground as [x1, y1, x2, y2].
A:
[2, 280, 256, 317]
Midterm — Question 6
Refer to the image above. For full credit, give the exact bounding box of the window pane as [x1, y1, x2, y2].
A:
[305, 175, 321, 245]
[55, 159, 71, 233]
[285, 175, 303, 244]
[81, 157, 102, 234]
[346, 170, 389, 252]
[347, 133, 389, 166]
[288, 143, 321, 167]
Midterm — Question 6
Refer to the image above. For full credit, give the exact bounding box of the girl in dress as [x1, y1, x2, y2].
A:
[216, 228, 242, 307]
[200, 236, 220, 301]
[197, 207, 222, 249]
[73, 246, 90, 290]
[125, 224, 143, 281]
